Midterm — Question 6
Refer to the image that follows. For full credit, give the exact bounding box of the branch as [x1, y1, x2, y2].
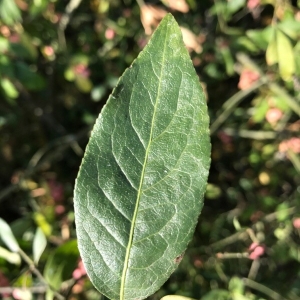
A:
[58, 0, 83, 49]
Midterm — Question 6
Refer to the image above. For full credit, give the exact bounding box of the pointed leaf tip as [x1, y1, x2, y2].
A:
[74, 13, 210, 300]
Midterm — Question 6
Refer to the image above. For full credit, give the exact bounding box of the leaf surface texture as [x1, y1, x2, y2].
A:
[74, 14, 210, 300]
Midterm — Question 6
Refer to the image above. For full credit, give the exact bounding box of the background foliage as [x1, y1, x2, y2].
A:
[0, 0, 300, 299]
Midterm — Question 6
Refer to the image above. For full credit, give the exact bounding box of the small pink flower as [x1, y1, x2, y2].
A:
[9, 34, 20, 43]
[218, 131, 232, 144]
[247, 0, 260, 10]
[73, 63, 91, 78]
[72, 259, 87, 279]
[55, 205, 65, 215]
[0, 25, 10, 37]
[248, 242, 259, 252]
[293, 218, 300, 229]
[278, 137, 300, 154]
[44, 46, 54, 57]
[265, 108, 283, 125]
[78, 260, 87, 275]
[105, 28, 115, 40]
[48, 179, 64, 203]
[72, 268, 82, 280]
[248, 243, 265, 260]
[238, 70, 260, 90]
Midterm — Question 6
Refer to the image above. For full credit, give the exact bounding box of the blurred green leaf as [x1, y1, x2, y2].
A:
[266, 29, 278, 65]
[276, 202, 290, 221]
[252, 97, 269, 123]
[15, 62, 46, 91]
[247, 27, 273, 50]
[0, 55, 15, 78]
[201, 289, 230, 300]
[0, 78, 19, 103]
[204, 63, 226, 79]
[75, 76, 93, 93]
[91, 85, 106, 101]
[29, 0, 48, 17]
[289, 245, 300, 262]
[218, 41, 235, 76]
[33, 212, 52, 237]
[0, 246, 21, 264]
[33, 227, 47, 264]
[0, 37, 10, 52]
[228, 277, 244, 295]
[0, 218, 19, 252]
[278, 19, 300, 40]
[44, 239, 79, 288]
[227, 0, 246, 14]
[161, 296, 196, 300]
[276, 29, 295, 81]
[206, 183, 222, 199]
[0, 0, 22, 25]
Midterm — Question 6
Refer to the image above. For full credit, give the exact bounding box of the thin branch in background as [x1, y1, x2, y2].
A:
[247, 259, 260, 280]
[18, 248, 65, 300]
[211, 52, 300, 135]
[58, 0, 83, 49]
[287, 150, 300, 174]
[215, 262, 229, 282]
[136, 0, 145, 8]
[0, 128, 90, 203]
[216, 252, 249, 259]
[223, 128, 276, 140]
[236, 53, 300, 118]
[210, 80, 265, 134]
[243, 278, 287, 300]
[263, 206, 296, 223]
[208, 229, 248, 250]
[0, 286, 48, 295]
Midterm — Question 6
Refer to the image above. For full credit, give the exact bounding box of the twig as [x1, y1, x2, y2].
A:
[287, 150, 300, 174]
[243, 278, 287, 300]
[58, 0, 83, 49]
[0, 128, 90, 203]
[136, 0, 145, 8]
[210, 80, 265, 134]
[0, 286, 48, 294]
[216, 252, 249, 259]
[209, 229, 248, 250]
[223, 128, 276, 140]
[18, 248, 65, 300]
[248, 259, 260, 280]
[262, 206, 296, 223]
[237, 53, 300, 117]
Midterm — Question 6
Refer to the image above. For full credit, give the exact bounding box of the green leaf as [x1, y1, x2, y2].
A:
[0, 246, 21, 264]
[0, 78, 19, 104]
[266, 28, 278, 65]
[74, 13, 210, 300]
[44, 240, 79, 289]
[0, 218, 20, 252]
[161, 296, 196, 300]
[278, 19, 300, 40]
[0, 0, 22, 25]
[33, 227, 47, 264]
[276, 29, 295, 81]
[15, 62, 46, 91]
[247, 26, 273, 50]
[201, 289, 230, 300]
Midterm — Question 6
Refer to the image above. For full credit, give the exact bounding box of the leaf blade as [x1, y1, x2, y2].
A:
[74, 13, 210, 300]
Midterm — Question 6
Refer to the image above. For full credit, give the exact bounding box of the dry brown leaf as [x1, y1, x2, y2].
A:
[140, 4, 167, 35]
[162, 0, 189, 13]
[180, 27, 202, 53]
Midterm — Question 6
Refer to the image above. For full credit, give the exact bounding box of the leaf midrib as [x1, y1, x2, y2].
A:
[119, 27, 169, 300]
